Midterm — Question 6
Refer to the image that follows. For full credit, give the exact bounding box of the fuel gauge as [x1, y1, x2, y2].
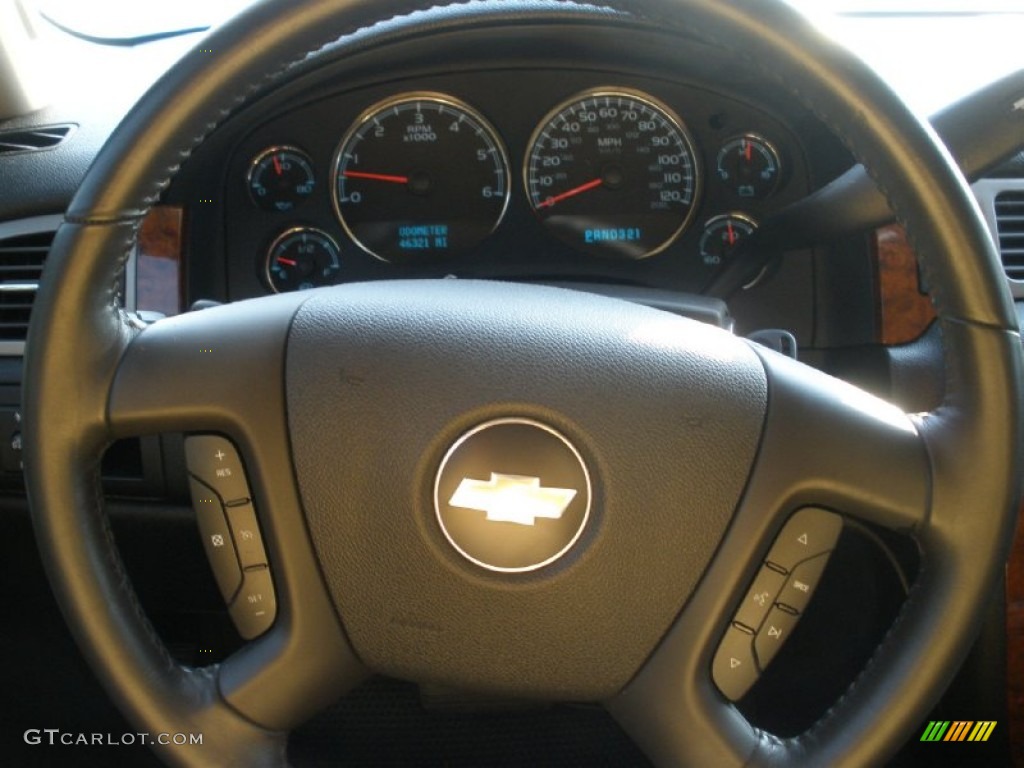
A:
[699, 213, 757, 267]
[265, 227, 341, 292]
[715, 135, 781, 199]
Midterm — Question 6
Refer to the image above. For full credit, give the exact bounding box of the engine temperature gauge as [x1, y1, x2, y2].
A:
[715, 135, 781, 199]
[699, 213, 757, 267]
[265, 227, 341, 292]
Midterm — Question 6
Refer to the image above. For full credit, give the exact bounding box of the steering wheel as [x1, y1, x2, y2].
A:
[22, 0, 1022, 765]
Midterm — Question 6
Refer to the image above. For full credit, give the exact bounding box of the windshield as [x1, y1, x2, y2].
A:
[32, 0, 1024, 39]
[25, 0, 1024, 115]
[32, 0, 252, 44]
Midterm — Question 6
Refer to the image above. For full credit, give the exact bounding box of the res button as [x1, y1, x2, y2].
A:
[185, 435, 252, 504]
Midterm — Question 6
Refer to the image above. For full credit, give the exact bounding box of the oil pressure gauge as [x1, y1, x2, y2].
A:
[247, 146, 316, 212]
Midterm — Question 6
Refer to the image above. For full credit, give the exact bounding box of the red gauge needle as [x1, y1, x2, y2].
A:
[537, 178, 603, 209]
[726, 222, 737, 246]
[272, 154, 283, 175]
[343, 170, 410, 184]
[276, 257, 298, 267]
[744, 141, 752, 162]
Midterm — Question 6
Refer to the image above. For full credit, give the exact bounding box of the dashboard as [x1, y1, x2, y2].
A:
[224, 73, 810, 295]
[166, 18, 849, 333]
[1, 2, 1023, 766]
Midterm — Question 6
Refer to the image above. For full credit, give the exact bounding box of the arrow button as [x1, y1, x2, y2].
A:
[765, 507, 842, 573]
[712, 625, 760, 702]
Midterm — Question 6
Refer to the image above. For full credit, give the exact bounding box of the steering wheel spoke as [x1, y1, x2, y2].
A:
[611, 325, 1020, 766]
[108, 294, 367, 737]
[108, 294, 305, 437]
[745, 346, 930, 533]
[22, 2, 1021, 766]
[608, 345, 933, 765]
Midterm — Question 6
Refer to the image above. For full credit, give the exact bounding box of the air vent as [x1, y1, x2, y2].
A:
[0, 229, 53, 341]
[0, 124, 74, 156]
[995, 191, 1024, 280]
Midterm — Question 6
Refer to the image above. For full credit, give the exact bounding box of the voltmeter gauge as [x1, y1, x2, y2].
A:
[264, 227, 341, 293]
[699, 213, 757, 267]
[715, 135, 781, 199]
[247, 146, 316, 212]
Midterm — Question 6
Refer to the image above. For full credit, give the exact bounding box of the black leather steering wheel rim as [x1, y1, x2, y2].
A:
[22, 1, 1022, 766]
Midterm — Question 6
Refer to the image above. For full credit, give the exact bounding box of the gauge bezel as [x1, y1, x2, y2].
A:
[714, 133, 783, 199]
[522, 86, 702, 260]
[698, 212, 759, 263]
[246, 145, 316, 211]
[330, 91, 512, 263]
[263, 226, 341, 294]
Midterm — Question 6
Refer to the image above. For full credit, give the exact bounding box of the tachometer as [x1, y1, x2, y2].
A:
[524, 88, 700, 259]
[332, 93, 510, 262]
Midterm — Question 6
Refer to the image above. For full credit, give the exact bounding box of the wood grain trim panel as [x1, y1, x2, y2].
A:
[136, 206, 183, 316]
[1009, 507, 1024, 768]
[874, 224, 936, 345]
[874, 224, 1021, 757]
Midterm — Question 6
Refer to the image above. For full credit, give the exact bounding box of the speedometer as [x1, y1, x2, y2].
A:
[524, 88, 700, 259]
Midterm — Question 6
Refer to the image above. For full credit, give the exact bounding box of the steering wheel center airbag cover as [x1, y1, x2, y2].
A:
[435, 417, 593, 573]
[286, 280, 766, 698]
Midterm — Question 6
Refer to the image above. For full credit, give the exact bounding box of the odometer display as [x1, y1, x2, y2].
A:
[332, 93, 510, 262]
[525, 88, 700, 259]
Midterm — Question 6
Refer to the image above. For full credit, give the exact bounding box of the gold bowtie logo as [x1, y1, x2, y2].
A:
[449, 473, 577, 526]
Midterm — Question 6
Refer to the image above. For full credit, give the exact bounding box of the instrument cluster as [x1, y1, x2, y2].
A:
[221, 71, 809, 297]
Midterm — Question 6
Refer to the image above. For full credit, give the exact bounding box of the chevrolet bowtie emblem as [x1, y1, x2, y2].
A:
[449, 473, 577, 526]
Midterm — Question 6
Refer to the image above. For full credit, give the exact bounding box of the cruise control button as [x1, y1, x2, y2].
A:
[734, 565, 786, 633]
[765, 507, 841, 573]
[777, 553, 830, 614]
[712, 625, 759, 701]
[229, 567, 277, 639]
[225, 503, 268, 568]
[188, 478, 242, 602]
[754, 606, 800, 670]
[185, 435, 251, 504]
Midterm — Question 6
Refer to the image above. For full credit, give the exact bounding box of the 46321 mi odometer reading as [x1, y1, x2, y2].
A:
[332, 93, 510, 263]
[525, 88, 701, 259]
